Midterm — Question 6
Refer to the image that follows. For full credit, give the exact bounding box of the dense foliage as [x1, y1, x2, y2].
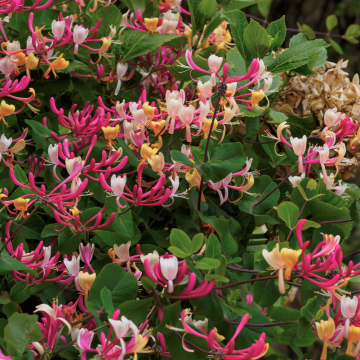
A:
[1, 1, 360, 360]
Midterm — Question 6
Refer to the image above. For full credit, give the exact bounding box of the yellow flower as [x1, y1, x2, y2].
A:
[70, 207, 80, 217]
[78, 271, 96, 302]
[148, 152, 165, 173]
[140, 143, 158, 161]
[131, 334, 149, 360]
[14, 198, 30, 220]
[250, 90, 265, 109]
[315, 318, 336, 360]
[25, 54, 39, 78]
[44, 54, 69, 79]
[142, 102, 156, 121]
[347, 325, 360, 356]
[149, 120, 166, 135]
[213, 328, 225, 343]
[280, 248, 302, 280]
[35, 26, 46, 43]
[203, 119, 218, 139]
[0, 100, 15, 126]
[96, 37, 112, 63]
[102, 125, 119, 144]
[144, 18, 159, 33]
[185, 168, 201, 188]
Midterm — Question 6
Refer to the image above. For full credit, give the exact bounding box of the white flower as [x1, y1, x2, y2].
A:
[140, 250, 159, 271]
[0, 56, 16, 80]
[178, 105, 195, 126]
[52, 20, 66, 39]
[113, 241, 131, 262]
[111, 174, 127, 197]
[48, 144, 60, 165]
[208, 54, 222, 73]
[64, 255, 80, 276]
[197, 80, 213, 98]
[324, 108, 342, 127]
[73, 25, 89, 45]
[290, 135, 307, 156]
[65, 157, 83, 175]
[0, 134, 12, 161]
[115, 63, 128, 96]
[160, 257, 178, 293]
[129, 102, 147, 126]
[109, 316, 138, 341]
[289, 173, 306, 187]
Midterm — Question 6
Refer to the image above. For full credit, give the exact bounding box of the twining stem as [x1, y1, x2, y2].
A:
[269, 74, 290, 108]
[197, 97, 221, 230]
[0, 205, 40, 255]
[214, 275, 278, 289]
[149, 125, 166, 146]
[174, 331, 212, 355]
[344, 249, 360, 259]
[251, 172, 292, 210]
[224, 316, 298, 327]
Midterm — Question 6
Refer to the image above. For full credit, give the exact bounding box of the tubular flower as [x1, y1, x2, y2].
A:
[316, 318, 336, 360]
[13, 197, 30, 220]
[44, 54, 69, 79]
[347, 326, 360, 356]
[78, 271, 96, 302]
[0, 100, 15, 126]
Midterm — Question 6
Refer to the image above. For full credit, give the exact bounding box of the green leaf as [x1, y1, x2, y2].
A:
[277, 201, 299, 229]
[168, 246, 189, 258]
[119, 298, 154, 324]
[141, 276, 157, 291]
[350, 201, 360, 231]
[302, 24, 316, 39]
[253, 271, 281, 307]
[190, 233, 204, 254]
[257, 0, 272, 18]
[267, 39, 330, 73]
[25, 120, 53, 151]
[289, 33, 307, 47]
[205, 233, 222, 260]
[118, 30, 179, 62]
[194, 257, 221, 269]
[87, 264, 138, 311]
[100, 288, 115, 317]
[297, 296, 322, 337]
[57, 227, 85, 255]
[90, 4, 122, 37]
[221, 10, 250, 66]
[170, 228, 192, 256]
[266, 16, 286, 49]
[328, 37, 343, 55]
[204, 274, 230, 282]
[244, 19, 270, 59]
[188, 0, 217, 36]
[4, 313, 42, 356]
[286, 113, 317, 137]
[326, 14, 338, 32]
[345, 24, 360, 37]
[212, 217, 239, 258]
[0, 252, 36, 276]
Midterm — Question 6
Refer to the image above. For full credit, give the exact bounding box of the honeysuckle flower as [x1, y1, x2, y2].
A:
[315, 317, 336, 360]
[13, 197, 30, 220]
[290, 135, 307, 172]
[341, 296, 358, 338]
[249, 89, 265, 110]
[346, 325, 360, 356]
[73, 25, 89, 54]
[208, 54, 223, 84]
[0, 100, 15, 126]
[102, 125, 119, 144]
[113, 241, 131, 263]
[0, 134, 12, 161]
[148, 152, 165, 173]
[140, 250, 159, 272]
[78, 271, 96, 302]
[52, 20, 66, 39]
[160, 256, 178, 293]
[185, 168, 202, 189]
[44, 54, 69, 79]
[0, 56, 15, 80]
[144, 17, 159, 32]
[197, 79, 213, 98]
[115, 63, 128, 95]
[289, 172, 305, 187]
[178, 105, 195, 142]
[262, 244, 301, 294]
[80, 243, 95, 272]
[324, 108, 342, 128]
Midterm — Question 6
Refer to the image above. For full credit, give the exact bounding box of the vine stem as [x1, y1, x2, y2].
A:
[174, 331, 212, 355]
[269, 74, 290, 108]
[149, 125, 166, 146]
[251, 172, 292, 210]
[214, 275, 278, 289]
[197, 97, 221, 230]
[0, 205, 40, 255]
[224, 317, 298, 327]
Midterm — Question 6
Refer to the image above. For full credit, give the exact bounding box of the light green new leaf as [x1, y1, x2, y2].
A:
[244, 19, 270, 59]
